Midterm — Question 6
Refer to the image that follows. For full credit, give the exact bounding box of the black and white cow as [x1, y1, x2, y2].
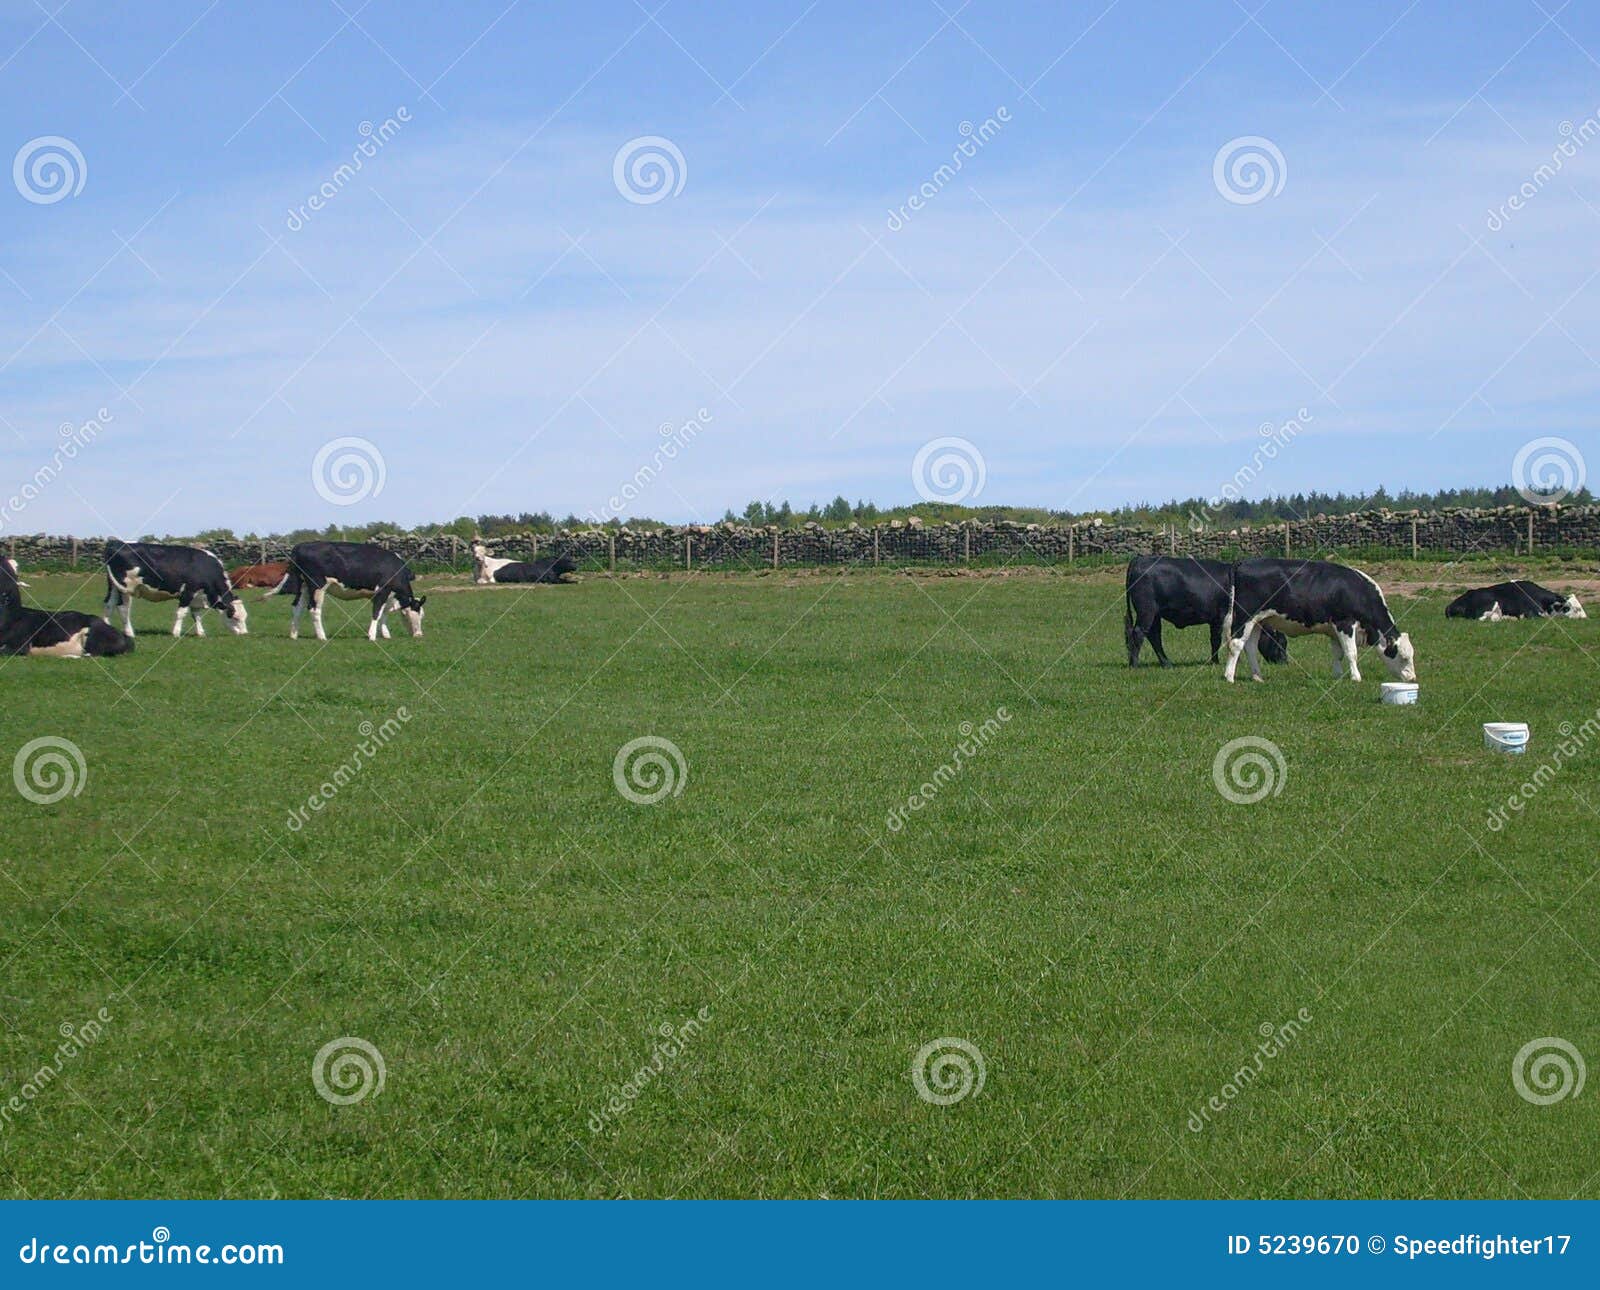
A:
[1125, 556, 1288, 667]
[1223, 558, 1417, 684]
[0, 558, 132, 657]
[1445, 581, 1585, 620]
[275, 541, 426, 642]
[471, 542, 578, 585]
[103, 541, 248, 638]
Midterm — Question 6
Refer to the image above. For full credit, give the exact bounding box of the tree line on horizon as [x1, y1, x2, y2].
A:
[174, 483, 1591, 545]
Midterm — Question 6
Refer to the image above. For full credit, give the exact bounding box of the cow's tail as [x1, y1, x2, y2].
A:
[263, 568, 299, 601]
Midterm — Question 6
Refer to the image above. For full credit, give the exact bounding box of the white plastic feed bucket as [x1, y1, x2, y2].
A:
[1483, 722, 1529, 754]
[1380, 682, 1418, 705]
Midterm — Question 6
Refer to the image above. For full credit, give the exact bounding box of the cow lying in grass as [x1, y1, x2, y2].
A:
[1223, 558, 1416, 684]
[1445, 581, 1585, 620]
[471, 542, 578, 585]
[0, 558, 132, 658]
[229, 561, 290, 589]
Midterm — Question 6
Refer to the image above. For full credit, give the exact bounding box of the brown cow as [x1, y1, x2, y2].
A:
[228, 561, 289, 589]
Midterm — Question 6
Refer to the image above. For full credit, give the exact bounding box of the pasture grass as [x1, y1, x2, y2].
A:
[0, 560, 1596, 1199]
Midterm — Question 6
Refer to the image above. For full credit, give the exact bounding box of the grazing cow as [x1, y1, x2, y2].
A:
[103, 541, 248, 638]
[0, 558, 132, 657]
[1445, 581, 1586, 620]
[228, 561, 290, 589]
[1125, 556, 1288, 667]
[471, 542, 578, 585]
[1223, 558, 1416, 684]
[276, 541, 426, 641]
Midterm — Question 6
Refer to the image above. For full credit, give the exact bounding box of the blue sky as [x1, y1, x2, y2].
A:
[1, 0, 1597, 534]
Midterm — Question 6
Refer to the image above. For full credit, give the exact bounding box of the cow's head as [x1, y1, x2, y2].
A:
[400, 594, 426, 638]
[222, 592, 249, 634]
[1481, 602, 1503, 622]
[1378, 629, 1416, 681]
[1562, 593, 1587, 619]
[4, 556, 27, 588]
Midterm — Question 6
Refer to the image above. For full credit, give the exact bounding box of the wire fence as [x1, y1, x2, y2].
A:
[8, 506, 1597, 576]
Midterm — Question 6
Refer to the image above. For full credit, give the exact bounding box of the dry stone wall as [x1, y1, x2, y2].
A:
[6, 506, 1596, 573]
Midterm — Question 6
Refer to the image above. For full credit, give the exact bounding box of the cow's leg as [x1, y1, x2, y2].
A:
[310, 586, 328, 642]
[290, 586, 307, 640]
[102, 580, 117, 626]
[1223, 628, 1246, 683]
[1329, 633, 1345, 678]
[1338, 626, 1361, 682]
[1126, 614, 1144, 667]
[120, 592, 135, 639]
[380, 595, 394, 639]
[1208, 619, 1222, 664]
[367, 592, 388, 642]
[1243, 623, 1265, 682]
[1147, 618, 1173, 668]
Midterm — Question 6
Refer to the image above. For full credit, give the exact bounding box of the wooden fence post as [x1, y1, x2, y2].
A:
[773, 530, 779, 569]
[531, 534, 538, 558]
[608, 534, 616, 572]
[1411, 519, 1418, 559]
[1067, 526, 1074, 564]
[872, 528, 879, 567]
[1528, 509, 1535, 554]
[70, 537, 78, 568]
[685, 534, 692, 571]
[964, 527, 971, 564]
[1283, 523, 1290, 557]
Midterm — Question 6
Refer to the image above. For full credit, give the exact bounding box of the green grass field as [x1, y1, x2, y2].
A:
[1, 560, 1596, 1199]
